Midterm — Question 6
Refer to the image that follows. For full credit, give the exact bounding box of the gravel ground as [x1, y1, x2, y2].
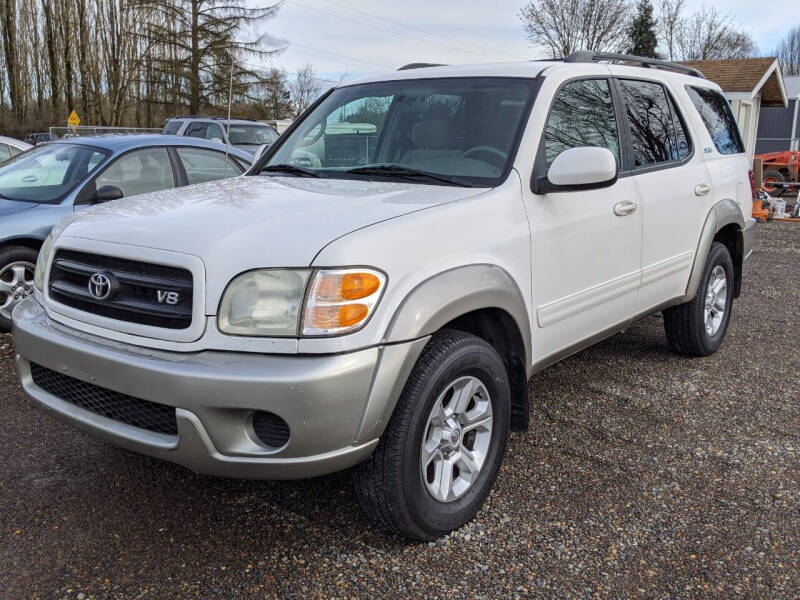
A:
[1, 221, 798, 599]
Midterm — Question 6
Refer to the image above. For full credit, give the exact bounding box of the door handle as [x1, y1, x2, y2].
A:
[613, 200, 637, 216]
[695, 183, 711, 196]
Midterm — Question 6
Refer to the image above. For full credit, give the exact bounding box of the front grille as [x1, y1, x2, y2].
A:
[252, 411, 290, 448]
[30, 362, 178, 435]
[48, 250, 193, 329]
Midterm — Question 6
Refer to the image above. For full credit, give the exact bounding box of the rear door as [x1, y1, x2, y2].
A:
[611, 73, 713, 313]
[522, 76, 643, 364]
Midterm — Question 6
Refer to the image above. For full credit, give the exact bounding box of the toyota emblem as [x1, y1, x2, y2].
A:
[88, 273, 113, 300]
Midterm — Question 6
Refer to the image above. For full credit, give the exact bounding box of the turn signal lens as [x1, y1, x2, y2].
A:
[302, 269, 385, 335]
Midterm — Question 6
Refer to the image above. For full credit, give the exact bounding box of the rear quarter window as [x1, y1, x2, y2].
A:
[162, 120, 183, 135]
[685, 86, 745, 155]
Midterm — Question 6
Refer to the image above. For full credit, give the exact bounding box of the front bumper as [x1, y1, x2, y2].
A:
[13, 298, 427, 479]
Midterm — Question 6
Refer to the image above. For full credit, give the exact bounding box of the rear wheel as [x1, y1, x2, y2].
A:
[0, 246, 38, 332]
[663, 242, 734, 356]
[354, 330, 510, 540]
[762, 170, 786, 196]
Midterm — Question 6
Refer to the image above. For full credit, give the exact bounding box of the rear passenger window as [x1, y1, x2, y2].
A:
[543, 79, 620, 166]
[686, 86, 744, 155]
[177, 147, 243, 185]
[619, 79, 691, 167]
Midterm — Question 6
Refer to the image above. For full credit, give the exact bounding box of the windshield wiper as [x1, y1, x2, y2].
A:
[260, 164, 322, 178]
[345, 164, 473, 187]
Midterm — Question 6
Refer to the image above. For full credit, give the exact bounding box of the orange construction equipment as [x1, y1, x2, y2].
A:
[756, 151, 800, 195]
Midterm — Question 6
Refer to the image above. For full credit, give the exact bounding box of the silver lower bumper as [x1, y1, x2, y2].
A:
[13, 298, 427, 479]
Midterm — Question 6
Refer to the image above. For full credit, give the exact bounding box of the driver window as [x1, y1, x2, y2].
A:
[543, 79, 620, 167]
[95, 148, 175, 198]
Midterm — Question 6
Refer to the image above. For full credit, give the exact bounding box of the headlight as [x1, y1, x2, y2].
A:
[302, 268, 385, 336]
[34, 234, 54, 292]
[217, 267, 386, 337]
[218, 269, 311, 336]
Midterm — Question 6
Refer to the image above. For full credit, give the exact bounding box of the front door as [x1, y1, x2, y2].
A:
[522, 77, 643, 365]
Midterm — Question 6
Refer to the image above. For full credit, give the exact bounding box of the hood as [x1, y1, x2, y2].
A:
[54, 175, 484, 294]
[0, 198, 38, 217]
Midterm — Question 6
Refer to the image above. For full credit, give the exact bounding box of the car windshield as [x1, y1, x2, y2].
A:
[0, 143, 109, 203]
[258, 77, 535, 187]
[228, 124, 279, 146]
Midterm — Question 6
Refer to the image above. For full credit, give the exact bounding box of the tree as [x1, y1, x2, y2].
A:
[135, 0, 280, 114]
[674, 7, 755, 60]
[627, 0, 658, 58]
[775, 26, 800, 76]
[657, 0, 684, 60]
[519, 0, 631, 58]
[290, 64, 322, 117]
[259, 67, 292, 120]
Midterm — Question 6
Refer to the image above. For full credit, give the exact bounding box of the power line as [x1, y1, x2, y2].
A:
[281, 40, 393, 70]
[286, 0, 519, 62]
[315, 0, 524, 61]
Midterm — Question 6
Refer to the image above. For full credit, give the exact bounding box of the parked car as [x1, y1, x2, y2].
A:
[0, 136, 32, 163]
[23, 132, 53, 145]
[161, 116, 280, 156]
[13, 53, 755, 540]
[0, 135, 252, 330]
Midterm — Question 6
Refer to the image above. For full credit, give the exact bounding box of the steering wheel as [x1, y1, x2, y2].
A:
[461, 146, 508, 170]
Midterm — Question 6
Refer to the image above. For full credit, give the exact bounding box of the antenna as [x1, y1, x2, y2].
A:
[224, 59, 234, 177]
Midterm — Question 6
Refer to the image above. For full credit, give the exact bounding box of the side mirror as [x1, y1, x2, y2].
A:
[534, 147, 618, 194]
[95, 185, 123, 203]
[210, 137, 224, 144]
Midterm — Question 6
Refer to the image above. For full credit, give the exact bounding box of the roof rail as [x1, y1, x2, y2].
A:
[170, 115, 260, 122]
[565, 51, 705, 79]
[397, 63, 446, 71]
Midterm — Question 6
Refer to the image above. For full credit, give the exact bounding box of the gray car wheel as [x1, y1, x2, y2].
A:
[0, 246, 38, 332]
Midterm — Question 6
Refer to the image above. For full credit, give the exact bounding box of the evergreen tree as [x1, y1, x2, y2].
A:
[627, 0, 659, 58]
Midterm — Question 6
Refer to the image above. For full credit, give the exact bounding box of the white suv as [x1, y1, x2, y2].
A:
[13, 52, 755, 540]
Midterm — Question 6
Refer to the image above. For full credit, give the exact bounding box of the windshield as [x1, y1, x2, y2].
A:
[228, 124, 279, 146]
[0, 144, 109, 203]
[257, 77, 536, 187]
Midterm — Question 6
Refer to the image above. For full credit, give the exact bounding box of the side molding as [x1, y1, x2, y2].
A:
[683, 200, 744, 302]
[383, 264, 532, 370]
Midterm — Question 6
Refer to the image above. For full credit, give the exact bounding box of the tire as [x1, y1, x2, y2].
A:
[354, 330, 511, 540]
[0, 246, 38, 333]
[762, 170, 786, 196]
[663, 242, 734, 356]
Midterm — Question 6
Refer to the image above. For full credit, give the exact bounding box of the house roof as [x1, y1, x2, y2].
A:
[678, 57, 787, 107]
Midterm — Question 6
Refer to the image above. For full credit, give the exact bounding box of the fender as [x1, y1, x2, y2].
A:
[383, 263, 532, 370]
[682, 199, 745, 302]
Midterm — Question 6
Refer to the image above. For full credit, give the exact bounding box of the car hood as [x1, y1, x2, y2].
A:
[53, 175, 484, 298]
[0, 198, 39, 217]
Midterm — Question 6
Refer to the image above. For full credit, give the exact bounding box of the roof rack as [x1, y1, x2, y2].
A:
[397, 63, 447, 71]
[565, 51, 705, 79]
[169, 115, 260, 122]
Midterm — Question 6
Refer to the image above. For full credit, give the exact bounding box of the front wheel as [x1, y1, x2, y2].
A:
[0, 246, 38, 332]
[355, 330, 510, 540]
[663, 242, 734, 356]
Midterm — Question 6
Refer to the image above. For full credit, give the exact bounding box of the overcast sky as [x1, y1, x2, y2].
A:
[246, 0, 795, 85]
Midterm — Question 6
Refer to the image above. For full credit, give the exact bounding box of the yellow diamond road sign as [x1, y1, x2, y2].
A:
[67, 110, 80, 129]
